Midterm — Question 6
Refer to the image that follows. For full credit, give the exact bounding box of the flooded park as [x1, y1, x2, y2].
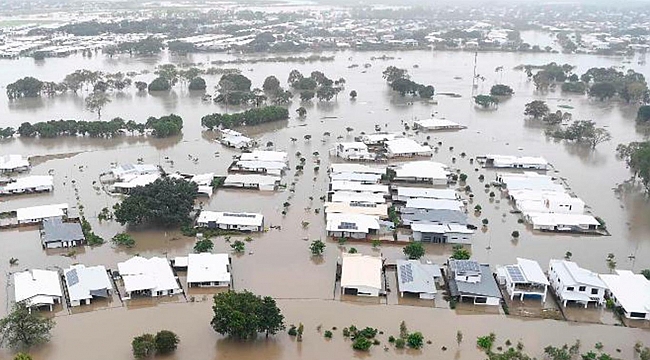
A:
[1, 47, 650, 359]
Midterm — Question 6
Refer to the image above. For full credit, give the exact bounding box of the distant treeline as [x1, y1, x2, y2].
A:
[210, 55, 335, 65]
[201, 106, 289, 130]
[0, 115, 183, 139]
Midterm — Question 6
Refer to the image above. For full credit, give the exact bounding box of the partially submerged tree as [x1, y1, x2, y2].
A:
[154, 330, 180, 355]
[524, 100, 550, 119]
[194, 238, 214, 253]
[132, 334, 156, 359]
[211, 291, 284, 340]
[85, 91, 111, 118]
[474, 94, 499, 108]
[310, 239, 325, 256]
[490, 84, 514, 96]
[403, 242, 425, 260]
[0, 303, 55, 349]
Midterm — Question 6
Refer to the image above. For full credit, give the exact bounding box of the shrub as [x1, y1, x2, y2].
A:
[353, 337, 373, 351]
[324, 330, 333, 339]
[154, 330, 180, 355]
[188, 77, 206, 90]
[132, 334, 156, 359]
[407, 332, 424, 349]
[395, 338, 406, 349]
[511, 231, 520, 238]
[148, 77, 171, 91]
[288, 325, 297, 336]
[388, 335, 396, 343]
[477, 333, 496, 352]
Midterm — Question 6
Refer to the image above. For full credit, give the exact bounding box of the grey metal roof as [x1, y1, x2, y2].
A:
[449, 264, 502, 299]
[41, 217, 84, 243]
[449, 260, 481, 275]
[401, 209, 468, 225]
[396, 260, 440, 294]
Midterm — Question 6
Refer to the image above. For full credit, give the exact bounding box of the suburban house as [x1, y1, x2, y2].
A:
[498, 173, 565, 195]
[219, 129, 254, 149]
[404, 198, 464, 211]
[117, 256, 182, 298]
[239, 150, 288, 163]
[496, 258, 549, 303]
[391, 161, 449, 185]
[185, 253, 231, 288]
[63, 264, 113, 307]
[413, 119, 466, 131]
[196, 211, 264, 232]
[330, 163, 386, 175]
[111, 173, 160, 194]
[393, 187, 458, 202]
[324, 202, 388, 218]
[0, 175, 53, 195]
[40, 217, 85, 248]
[326, 213, 380, 239]
[223, 174, 280, 191]
[330, 181, 390, 195]
[110, 163, 159, 181]
[411, 223, 473, 244]
[14, 269, 63, 311]
[600, 270, 650, 320]
[189, 173, 215, 197]
[401, 208, 468, 226]
[230, 160, 287, 176]
[330, 172, 381, 184]
[0, 154, 30, 173]
[395, 259, 442, 299]
[548, 259, 607, 308]
[359, 133, 402, 145]
[330, 191, 387, 205]
[16, 203, 69, 225]
[340, 253, 383, 297]
[384, 138, 432, 158]
[447, 260, 502, 305]
[330, 142, 375, 160]
[511, 192, 585, 215]
[480, 155, 548, 170]
[526, 213, 600, 232]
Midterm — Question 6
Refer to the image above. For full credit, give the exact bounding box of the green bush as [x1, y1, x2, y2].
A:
[395, 338, 406, 349]
[324, 330, 333, 338]
[352, 337, 373, 351]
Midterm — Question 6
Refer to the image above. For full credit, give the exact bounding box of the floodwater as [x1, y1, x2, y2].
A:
[1, 48, 650, 358]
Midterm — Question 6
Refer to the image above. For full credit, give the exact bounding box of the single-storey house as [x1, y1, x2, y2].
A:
[405, 198, 464, 211]
[330, 163, 385, 175]
[14, 269, 63, 311]
[326, 213, 380, 239]
[117, 256, 182, 298]
[219, 129, 254, 149]
[396, 259, 442, 299]
[330, 181, 390, 195]
[330, 191, 387, 205]
[112, 173, 160, 194]
[239, 150, 288, 163]
[447, 260, 502, 306]
[413, 119, 466, 131]
[231, 160, 287, 176]
[63, 264, 113, 307]
[600, 270, 650, 320]
[384, 138, 432, 158]
[190, 173, 215, 197]
[223, 174, 280, 191]
[0, 175, 53, 195]
[330, 142, 375, 161]
[196, 211, 264, 232]
[16, 203, 69, 225]
[40, 217, 85, 248]
[401, 208, 468, 226]
[340, 253, 383, 297]
[330, 172, 381, 184]
[110, 163, 159, 181]
[0, 154, 30, 173]
[393, 187, 458, 202]
[548, 259, 607, 308]
[496, 258, 549, 303]
[324, 202, 388, 219]
[526, 212, 600, 232]
[480, 155, 548, 170]
[359, 133, 402, 145]
[186, 253, 231, 287]
[391, 161, 449, 185]
[411, 223, 473, 244]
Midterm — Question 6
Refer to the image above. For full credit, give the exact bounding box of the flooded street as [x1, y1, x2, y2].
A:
[1, 48, 650, 358]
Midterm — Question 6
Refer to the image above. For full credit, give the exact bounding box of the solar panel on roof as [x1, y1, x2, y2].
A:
[399, 263, 414, 283]
[66, 269, 79, 286]
[506, 265, 527, 283]
[338, 222, 358, 230]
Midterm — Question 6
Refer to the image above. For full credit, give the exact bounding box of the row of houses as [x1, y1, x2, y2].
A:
[107, 164, 215, 197]
[330, 136, 433, 161]
[0, 154, 30, 173]
[0, 175, 53, 195]
[13, 253, 232, 311]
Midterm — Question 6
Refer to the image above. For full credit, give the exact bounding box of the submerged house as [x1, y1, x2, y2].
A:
[393, 187, 458, 202]
[0, 154, 30, 173]
[447, 260, 502, 305]
[329, 163, 386, 175]
[40, 217, 85, 248]
[324, 202, 388, 219]
[117, 256, 182, 298]
[330, 142, 375, 161]
[110, 163, 159, 181]
[223, 174, 280, 191]
[395, 259, 442, 299]
[16, 203, 69, 225]
[330, 191, 387, 205]
[340, 253, 383, 297]
[526, 213, 600, 232]
[14, 269, 63, 311]
[391, 161, 449, 185]
[496, 258, 549, 303]
[480, 155, 548, 170]
[230, 160, 288, 176]
[548, 259, 607, 308]
[330, 181, 390, 195]
[196, 211, 264, 232]
[63, 264, 113, 307]
[219, 129, 254, 149]
[239, 150, 288, 163]
[326, 213, 380, 239]
[359, 133, 402, 145]
[413, 119, 466, 131]
[111, 173, 160, 194]
[600, 270, 650, 320]
[384, 138, 432, 158]
[330, 172, 381, 184]
[185, 253, 231, 288]
[0, 175, 53, 195]
[411, 223, 473, 244]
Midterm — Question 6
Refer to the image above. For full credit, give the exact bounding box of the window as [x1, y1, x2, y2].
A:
[630, 312, 646, 319]
[579, 286, 586, 292]
[567, 287, 574, 291]
[591, 288, 599, 295]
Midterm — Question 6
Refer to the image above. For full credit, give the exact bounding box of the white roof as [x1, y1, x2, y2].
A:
[385, 138, 432, 155]
[411, 223, 474, 234]
[394, 161, 449, 179]
[330, 163, 385, 175]
[396, 187, 457, 200]
[549, 259, 606, 289]
[191, 173, 214, 186]
[330, 172, 381, 183]
[326, 213, 380, 233]
[0, 154, 29, 170]
[64, 264, 113, 302]
[486, 155, 548, 167]
[324, 202, 388, 217]
[330, 181, 389, 194]
[502, 258, 550, 286]
[405, 198, 463, 211]
[500, 173, 564, 193]
[187, 253, 231, 284]
[528, 213, 600, 227]
[414, 118, 464, 129]
[197, 211, 264, 227]
[336, 142, 369, 151]
[173, 256, 188, 267]
[239, 150, 287, 163]
[600, 270, 650, 314]
[16, 203, 68, 222]
[117, 256, 180, 294]
[1, 175, 53, 191]
[111, 164, 159, 179]
[341, 253, 382, 291]
[330, 191, 386, 204]
[224, 174, 280, 186]
[360, 133, 402, 143]
[222, 134, 252, 146]
[113, 173, 160, 189]
[235, 160, 287, 171]
[14, 269, 62, 304]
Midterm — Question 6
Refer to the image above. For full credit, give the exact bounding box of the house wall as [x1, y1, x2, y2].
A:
[189, 280, 230, 288]
[328, 230, 367, 239]
[342, 285, 380, 297]
[413, 231, 471, 244]
[548, 268, 605, 306]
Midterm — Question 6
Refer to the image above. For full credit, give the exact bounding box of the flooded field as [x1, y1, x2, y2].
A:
[1, 49, 650, 358]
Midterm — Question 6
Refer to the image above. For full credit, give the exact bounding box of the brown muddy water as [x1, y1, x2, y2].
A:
[1, 49, 650, 358]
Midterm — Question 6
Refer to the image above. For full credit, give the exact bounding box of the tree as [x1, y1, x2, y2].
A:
[349, 90, 357, 99]
[114, 177, 198, 227]
[0, 303, 55, 349]
[589, 82, 617, 101]
[456, 330, 463, 347]
[6, 77, 44, 99]
[112, 232, 135, 247]
[451, 245, 471, 260]
[13, 353, 32, 360]
[145, 114, 183, 138]
[0, 127, 15, 138]
[617, 141, 650, 193]
[352, 337, 373, 351]
[561, 82, 587, 94]
[155, 64, 179, 86]
[407, 332, 424, 349]
[154, 330, 180, 355]
[188, 77, 206, 91]
[403, 242, 425, 259]
[211, 291, 284, 340]
[641, 269, 650, 280]
[310, 239, 325, 256]
[85, 91, 111, 118]
[167, 40, 196, 54]
[548, 120, 611, 148]
[263, 76, 281, 95]
[132, 334, 156, 359]
[637, 105, 650, 123]
[382, 66, 409, 83]
[231, 240, 245, 253]
[474, 94, 499, 108]
[135, 81, 148, 92]
[148, 77, 171, 92]
[194, 238, 214, 253]
[490, 84, 514, 96]
[524, 100, 550, 119]
[300, 90, 315, 102]
[287, 69, 304, 87]
[316, 85, 337, 102]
